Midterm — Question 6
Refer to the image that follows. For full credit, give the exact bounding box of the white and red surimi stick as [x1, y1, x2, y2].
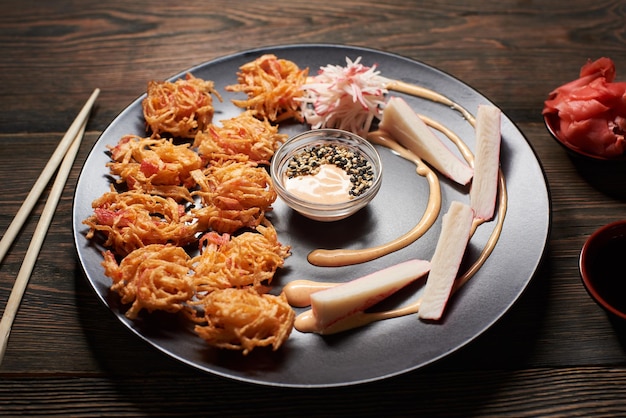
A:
[379, 97, 474, 186]
[310, 259, 431, 330]
[418, 201, 474, 321]
[470, 105, 502, 221]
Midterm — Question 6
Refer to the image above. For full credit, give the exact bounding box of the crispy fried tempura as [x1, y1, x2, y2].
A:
[191, 287, 295, 355]
[191, 223, 291, 292]
[225, 54, 308, 122]
[142, 73, 222, 138]
[87, 64, 299, 355]
[190, 160, 276, 233]
[192, 160, 276, 209]
[193, 111, 287, 164]
[107, 134, 203, 201]
[84, 188, 197, 256]
[102, 244, 194, 319]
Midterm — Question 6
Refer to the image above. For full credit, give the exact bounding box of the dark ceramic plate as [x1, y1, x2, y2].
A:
[72, 44, 550, 388]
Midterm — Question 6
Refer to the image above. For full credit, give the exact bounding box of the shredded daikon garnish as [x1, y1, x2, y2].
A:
[299, 57, 390, 135]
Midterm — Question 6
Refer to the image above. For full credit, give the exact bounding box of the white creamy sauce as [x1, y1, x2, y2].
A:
[284, 164, 353, 204]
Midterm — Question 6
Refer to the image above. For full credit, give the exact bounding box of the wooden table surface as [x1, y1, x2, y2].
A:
[2, 0, 626, 416]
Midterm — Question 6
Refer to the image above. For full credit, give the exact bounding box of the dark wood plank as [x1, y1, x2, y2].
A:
[2, 368, 626, 416]
[0, 0, 625, 132]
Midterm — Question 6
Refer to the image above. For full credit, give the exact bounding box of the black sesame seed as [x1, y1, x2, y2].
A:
[285, 143, 374, 196]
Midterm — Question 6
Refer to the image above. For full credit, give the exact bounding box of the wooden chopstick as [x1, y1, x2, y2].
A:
[0, 88, 100, 265]
[0, 88, 100, 364]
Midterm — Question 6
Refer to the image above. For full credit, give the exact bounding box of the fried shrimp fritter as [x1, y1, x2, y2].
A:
[225, 54, 308, 122]
[142, 73, 222, 138]
[191, 287, 295, 355]
[84, 189, 197, 256]
[102, 244, 194, 319]
[191, 223, 291, 292]
[107, 134, 203, 201]
[193, 111, 287, 164]
[190, 160, 276, 233]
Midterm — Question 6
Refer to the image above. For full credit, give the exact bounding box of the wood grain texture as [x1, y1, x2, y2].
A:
[2, 0, 626, 415]
[2, 368, 626, 417]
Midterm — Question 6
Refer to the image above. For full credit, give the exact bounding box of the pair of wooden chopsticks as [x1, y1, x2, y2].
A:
[0, 88, 100, 365]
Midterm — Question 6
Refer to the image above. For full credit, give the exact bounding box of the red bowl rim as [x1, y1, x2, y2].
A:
[579, 220, 626, 320]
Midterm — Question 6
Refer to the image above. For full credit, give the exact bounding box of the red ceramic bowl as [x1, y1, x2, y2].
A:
[545, 114, 626, 199]
[579, 220, 626, 320]
[543, 113, 626, 163]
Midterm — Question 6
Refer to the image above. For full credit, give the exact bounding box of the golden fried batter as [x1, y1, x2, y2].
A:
[142, 73, 222, 138]
[191, 223, 291, 292]
[226, 54, 308, 122]
[193, 111, 287, 164]
[102, 244, 194, 319]
[84, 188, 197, 256]
[192, 288, 295, 355]
[107, 134, 203, 201]
[190, 160, 276, 233]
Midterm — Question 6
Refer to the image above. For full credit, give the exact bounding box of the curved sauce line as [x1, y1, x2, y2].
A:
[385, 80, 476, 125]
[455, 170, 507, 291]
[287, 81, 509, 334]
[417, 114, 475, 169]
[307, 111, 476, 267]
[292, 171, 508, 334]
[307, 131, 441, 267]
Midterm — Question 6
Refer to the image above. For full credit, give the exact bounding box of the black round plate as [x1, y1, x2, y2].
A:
[72, 44, 550, 388]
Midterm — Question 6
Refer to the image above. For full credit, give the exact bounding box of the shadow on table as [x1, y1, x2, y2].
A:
[607, 316, 626, 350]
[570, 156, 626, 201]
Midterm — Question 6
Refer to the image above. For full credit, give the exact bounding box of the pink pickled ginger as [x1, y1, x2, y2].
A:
[543, 57, 626, 158]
